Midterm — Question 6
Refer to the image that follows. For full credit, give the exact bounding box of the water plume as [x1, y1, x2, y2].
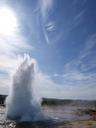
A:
[5, 55, 45, 122]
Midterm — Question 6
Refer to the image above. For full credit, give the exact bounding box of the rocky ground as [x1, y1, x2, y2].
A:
[0, 120, 96, 128]
[0, 100, 96, 128]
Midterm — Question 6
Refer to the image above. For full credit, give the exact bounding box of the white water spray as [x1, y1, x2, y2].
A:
[5, 56, 45, 122]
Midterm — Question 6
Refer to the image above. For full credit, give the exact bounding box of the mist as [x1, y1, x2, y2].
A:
[5, 56, 45, 122]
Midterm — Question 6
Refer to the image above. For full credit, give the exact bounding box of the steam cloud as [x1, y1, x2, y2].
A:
[5, 56, 45, 122]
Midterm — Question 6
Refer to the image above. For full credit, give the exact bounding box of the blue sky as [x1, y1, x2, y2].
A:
[0, 0, 96, 99]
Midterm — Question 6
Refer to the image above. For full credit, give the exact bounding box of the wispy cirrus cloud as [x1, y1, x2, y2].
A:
[63, 71, 92, 81]
[0, 1, 96, 100]
[31, 30, 96, 100]
[80, 34, 96, 59]
[0, 34, 32, 55]
[0, 30, 32, 75]
[45, 21, 55, 32]
[77, 34, 96, 72]
[51, 33, 96, 99]
[39, 0, 55, 44]
[39, 0, 54, 20]
[34, 70, 96, 100]
[30, 64, 96, 100]
[0, 5, 33, 93]
[63, 33, 96, 72]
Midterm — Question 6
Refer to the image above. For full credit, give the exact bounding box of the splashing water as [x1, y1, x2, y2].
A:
[5, 56, 45, 122]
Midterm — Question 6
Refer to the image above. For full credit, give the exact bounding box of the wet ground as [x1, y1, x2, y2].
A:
[0, 103, 96, 128]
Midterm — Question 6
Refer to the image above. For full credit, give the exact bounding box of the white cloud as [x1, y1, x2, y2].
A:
[0, 6, 33, 93]
[39, 0, 54, 44]
[59, 85, 96, 100]
[34, 70, 96, 100]
[0, 3, 96, 100]
[0, 54, 25, 73]
[0, 34, 32, 78]
[62, 33, 96, 78]
[63, 71, 91, 81]
[39, 0, 54, 20]
[1, 32, 96, 100]
[53, 73, 59, 77]
[0, 54, 96, 100]
[0, 6, 32, 55]
[60, 33, 96, 100]
[0, 78, 10, 94]
[45, 21, 55, 31]
[0, 34, 32, 55]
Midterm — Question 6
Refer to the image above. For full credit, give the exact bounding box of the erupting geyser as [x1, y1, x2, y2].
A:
[5, 56, 45, 122]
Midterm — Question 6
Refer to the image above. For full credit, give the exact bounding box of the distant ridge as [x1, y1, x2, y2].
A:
[0, 94, 7, 106]
[42, 98, 96, 106]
